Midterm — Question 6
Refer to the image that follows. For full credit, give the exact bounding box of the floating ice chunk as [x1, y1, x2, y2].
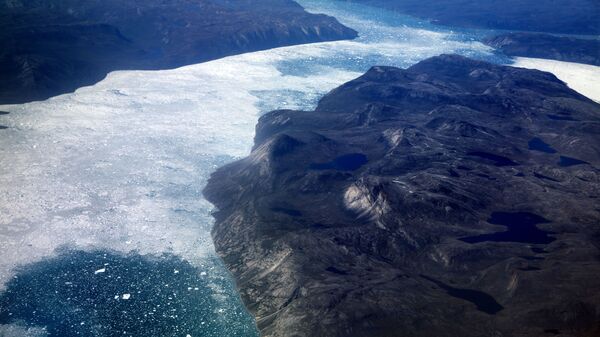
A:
[173, 269, 179, 274]
[94, 268, 106, 274]
[122, 293, 131, 300]
[200, 271, 207, 276]
[186, 335, 192, 337]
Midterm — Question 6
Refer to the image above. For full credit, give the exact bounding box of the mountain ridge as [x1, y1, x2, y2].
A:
[0, 0, 357, 104]
[204, 54, 600, 337]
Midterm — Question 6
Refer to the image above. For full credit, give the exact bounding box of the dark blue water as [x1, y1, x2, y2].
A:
[467, 151, 519, 166]
[528, 137, 557, 153]
[558, 155, 589, 167]
[460, 211, 555, 244]
[547, 114, 577, 121]
[0, 250, 257, 337]
[270, 207, 303, 217]
[310, 153, 368, 171]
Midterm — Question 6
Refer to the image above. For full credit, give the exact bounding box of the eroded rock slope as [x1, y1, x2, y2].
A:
[205, 55, 600, 337]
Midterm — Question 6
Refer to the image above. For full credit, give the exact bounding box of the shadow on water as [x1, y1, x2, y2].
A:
[460, 211, 555, 244]
[534, 172, 560, 182]
[528, 137, 557, 154]
[270, 207, 303, 217]
[0, 250, 258, 337]
[420, 275, 503, 314]
[547, 114, 577, 121]
[466, 151, 518, 166]
[558, 155, 589, 167]
[310, 153, 368, 171]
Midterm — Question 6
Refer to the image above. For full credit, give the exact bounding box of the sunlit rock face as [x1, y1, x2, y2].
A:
[204, 55, 600, 337]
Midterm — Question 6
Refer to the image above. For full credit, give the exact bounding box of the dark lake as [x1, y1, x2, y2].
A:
[558, 156, 589, 167]
[528, 137, 556, 153]
[466, 151, 518, 166]
[460, 211, 555, 244]
[310, 153, 368, 171]
[420, 275, 503, 315]
[271, 206, 303, 217]
[547, 114, 577, 121]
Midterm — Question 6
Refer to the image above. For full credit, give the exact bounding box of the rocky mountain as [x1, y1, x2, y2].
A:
[484, 33, 600, 66]
[341, 0, 600, 35]
[204, 55, 600, 337]
[0, 0, 357, 104]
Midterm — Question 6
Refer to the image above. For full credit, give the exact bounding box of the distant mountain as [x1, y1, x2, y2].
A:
[342, 0, 600, 35]
[0, 0, 357, 104]
[484, 33, 600, 66]
[205, 55, 600, 337]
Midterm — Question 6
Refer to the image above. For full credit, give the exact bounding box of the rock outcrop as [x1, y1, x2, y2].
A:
[205, 55, 600, 337]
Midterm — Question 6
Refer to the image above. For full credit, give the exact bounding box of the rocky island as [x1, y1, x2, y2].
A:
[205, 55, 600, 337]
[0, 0, 356, 104]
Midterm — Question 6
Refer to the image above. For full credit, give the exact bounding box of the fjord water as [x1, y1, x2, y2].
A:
[0, 1, 511, 336]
